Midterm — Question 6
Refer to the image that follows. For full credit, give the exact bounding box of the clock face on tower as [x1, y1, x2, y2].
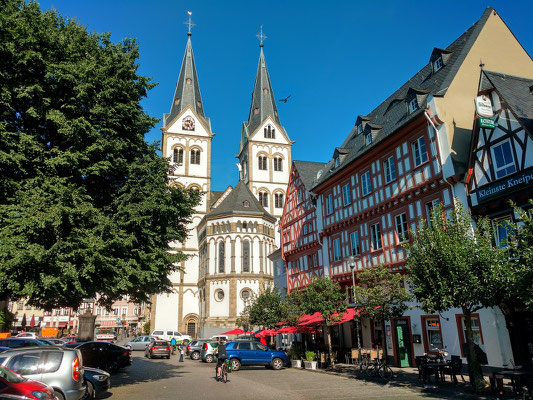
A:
[182, 116, 195, 131]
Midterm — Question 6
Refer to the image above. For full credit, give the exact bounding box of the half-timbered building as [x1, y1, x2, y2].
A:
[281, 161, 326, 292]
[300, 8, 533, 368]
[467, 69, 533, 365]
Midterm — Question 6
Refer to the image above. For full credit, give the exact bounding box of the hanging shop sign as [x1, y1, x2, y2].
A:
[478, 116, 495, 129]
[475, 95, 494, 118]
[474, 167, 533, 203]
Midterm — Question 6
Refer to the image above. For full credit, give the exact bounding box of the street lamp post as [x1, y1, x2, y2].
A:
[349, 256, 362, 361]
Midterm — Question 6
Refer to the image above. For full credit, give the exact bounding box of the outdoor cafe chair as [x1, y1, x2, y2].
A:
[443, 355, 465, 384]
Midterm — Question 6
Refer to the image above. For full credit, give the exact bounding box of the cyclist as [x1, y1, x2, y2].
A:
[214, 339, 227, 381]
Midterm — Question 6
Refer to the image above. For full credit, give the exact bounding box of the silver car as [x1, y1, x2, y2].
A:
[0, 347, 85, 400]
[124, 336, 156, 351]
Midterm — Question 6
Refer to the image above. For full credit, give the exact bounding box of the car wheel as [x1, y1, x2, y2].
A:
[205, 354, 214, 363]
[106, 360, 119, 373]
[272, 358, 283, 370]
[230, 358, 241, 371]
[191, 351, 200, 360]
[81, 381, 95, 400]
[54, 391, 66, 400]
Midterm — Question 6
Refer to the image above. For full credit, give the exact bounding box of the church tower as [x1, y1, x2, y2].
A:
[237, 33, 293, 239]
[152, 18, 213, 338]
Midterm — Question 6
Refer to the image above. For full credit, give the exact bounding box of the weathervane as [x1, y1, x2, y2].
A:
[256, 25, 267, 47]
[184, 11, 195, 36]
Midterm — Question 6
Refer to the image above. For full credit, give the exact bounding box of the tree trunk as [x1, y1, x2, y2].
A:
[382, 319, 388, 367]
[327, 326, 334, 367]
[463, 308, 485, 392]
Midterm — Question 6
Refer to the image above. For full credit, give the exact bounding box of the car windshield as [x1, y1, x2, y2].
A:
[0, 365, 26, 383]
[154, 341, 168, 346]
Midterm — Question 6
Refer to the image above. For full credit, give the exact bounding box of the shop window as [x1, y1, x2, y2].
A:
[421, 315, 443, 354]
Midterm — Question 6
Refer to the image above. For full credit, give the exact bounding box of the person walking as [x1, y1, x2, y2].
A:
[178, 342, 184, 362]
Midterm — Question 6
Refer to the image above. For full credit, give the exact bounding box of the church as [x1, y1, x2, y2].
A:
[150, 25, 291, 338]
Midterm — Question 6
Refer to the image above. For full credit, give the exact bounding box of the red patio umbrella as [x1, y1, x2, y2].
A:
[259, 336, 267, 345]
[220, 328, 244, 335]
[255, 329, 278, 338]
[29, 314, 35, 328]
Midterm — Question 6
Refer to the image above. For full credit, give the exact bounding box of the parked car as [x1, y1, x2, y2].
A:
[123, 336, 156, 351]
[14, 333, 38, 339]
[80, 368, 109, 400]
[41, 339, 65, 346]
[200, 342, 218, 363]
[0, 364, 55, 400]
[225, 340, 288, 371]
[0, 339, 48, 349]
[61, 337, 78, 344]
[144, 340, 171, 359]
[0, 347, 85, 400]
[64, 342, 131, 373]
[150, 330, 191, 344]
[0, 347, 10, 353]
[186, 340, 208, 360]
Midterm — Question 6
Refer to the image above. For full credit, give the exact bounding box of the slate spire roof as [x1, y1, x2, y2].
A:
[207, 181, 275, 222]
[293, 161, 327, 190]
[164, 35, 208, 128]
[312, 7, 496, 189]
[245, 46, 281, 135]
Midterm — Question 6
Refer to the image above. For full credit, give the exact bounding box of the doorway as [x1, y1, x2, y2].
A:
[394, 318, 412, 367]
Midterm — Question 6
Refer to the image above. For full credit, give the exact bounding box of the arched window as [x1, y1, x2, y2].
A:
[173, 148, 184, 165]
[258, 155, 267, 170]
[274, 157, 283, 171]
[258, 192, 268, 207]
[274, 193, 284, 208]
[242, 240, 250, 272]
[264, 125, 276, 139]
[191, 149, 201, 165]
[218, 241, 225, 273]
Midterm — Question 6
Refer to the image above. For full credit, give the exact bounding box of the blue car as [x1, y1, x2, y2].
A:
[225, 340, 288, 371]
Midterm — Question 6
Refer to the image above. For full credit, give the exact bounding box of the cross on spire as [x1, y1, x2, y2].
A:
[256, 25, 267, 47]
[184, 11, 195, 36]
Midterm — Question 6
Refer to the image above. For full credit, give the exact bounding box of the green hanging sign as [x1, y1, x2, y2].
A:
[478, 116, 495, 129]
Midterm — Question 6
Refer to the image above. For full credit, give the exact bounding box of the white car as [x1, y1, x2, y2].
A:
[151, 329, 192, 343]
[15, 332, 37, 339]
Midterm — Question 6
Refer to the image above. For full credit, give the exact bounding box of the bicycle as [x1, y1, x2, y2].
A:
[215, 359, 231, 383]
[365, 357, 393, 379]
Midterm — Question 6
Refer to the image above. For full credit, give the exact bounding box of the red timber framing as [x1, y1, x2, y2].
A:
[313, 115, 454, 287]
[281, 162, 323, 292]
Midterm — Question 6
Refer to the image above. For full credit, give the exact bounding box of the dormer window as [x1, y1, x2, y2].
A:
[334, 157, 340, 168]
[409, 98, 419, 113]
[357, 124, 363, 134]
[433, 56, 443, 72]
[365, 132, 372, 146]
[243, 200, 250, 208]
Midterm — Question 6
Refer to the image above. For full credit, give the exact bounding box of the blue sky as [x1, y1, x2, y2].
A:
[37, 1, 533, 191]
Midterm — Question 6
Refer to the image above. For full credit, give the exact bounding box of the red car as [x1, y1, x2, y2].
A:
[61, 335, 78, 343]
[0, 364, 54, 399]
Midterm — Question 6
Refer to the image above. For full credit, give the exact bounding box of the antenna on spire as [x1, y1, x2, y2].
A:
[256, 25, 267, 47]
[184, 11, 195, 36]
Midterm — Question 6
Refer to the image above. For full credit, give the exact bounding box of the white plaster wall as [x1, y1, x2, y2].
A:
[209, 281, 230, 317]
[236, 279, 260, 317]
[154, 292, 179, 331]
[182, 288, 199, 320]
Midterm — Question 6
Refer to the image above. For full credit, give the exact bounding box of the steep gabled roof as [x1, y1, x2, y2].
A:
[164, 36, 209, 129]
[244, 46, 281, 136]
[293, 161, 327, 190]
[480, 70, 533, 133]
[206, 181, 275, 222]
[312, 7, 494, 190]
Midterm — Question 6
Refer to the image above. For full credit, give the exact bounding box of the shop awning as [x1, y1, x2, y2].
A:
[299, 308, 359, 326]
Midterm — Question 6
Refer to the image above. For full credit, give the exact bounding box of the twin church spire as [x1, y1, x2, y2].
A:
[166, 20, 281, 134]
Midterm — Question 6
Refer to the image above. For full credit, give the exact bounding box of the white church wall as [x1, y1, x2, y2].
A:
[210, 281, 230, 317]
[154, 292, 179, 331]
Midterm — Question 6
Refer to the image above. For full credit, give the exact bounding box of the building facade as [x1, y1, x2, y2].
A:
[282, 7, 533, 368]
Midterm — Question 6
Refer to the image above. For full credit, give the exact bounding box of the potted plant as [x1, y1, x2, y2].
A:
[289, 343, 303, 368]
[303, 351, 317, 370]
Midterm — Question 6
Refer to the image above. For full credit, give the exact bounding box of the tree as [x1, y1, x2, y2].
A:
[299, 277, 347, 365]
[247, 287, 285, 329]
[353, 264, 412, 367]
[0, 0, 200, 310]
[405, 202, 506, 391]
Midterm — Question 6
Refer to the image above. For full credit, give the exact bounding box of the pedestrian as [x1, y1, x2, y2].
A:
[171, 337, 176, 354]
[178, 342, 184, 362]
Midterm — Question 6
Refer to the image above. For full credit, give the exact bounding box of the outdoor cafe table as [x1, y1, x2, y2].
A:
[422, 361, 451, 384]
[500, 369, 533, 396]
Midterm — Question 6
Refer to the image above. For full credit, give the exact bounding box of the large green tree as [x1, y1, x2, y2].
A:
[405, 202, 506, 391]
[299, 277, 347, 365]
[247, 287, 285, 329]
[0, 0, 199, 310]
[353, 264, 412, 367]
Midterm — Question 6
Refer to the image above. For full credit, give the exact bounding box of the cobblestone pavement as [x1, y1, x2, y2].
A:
[107, 351, 481, 400]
